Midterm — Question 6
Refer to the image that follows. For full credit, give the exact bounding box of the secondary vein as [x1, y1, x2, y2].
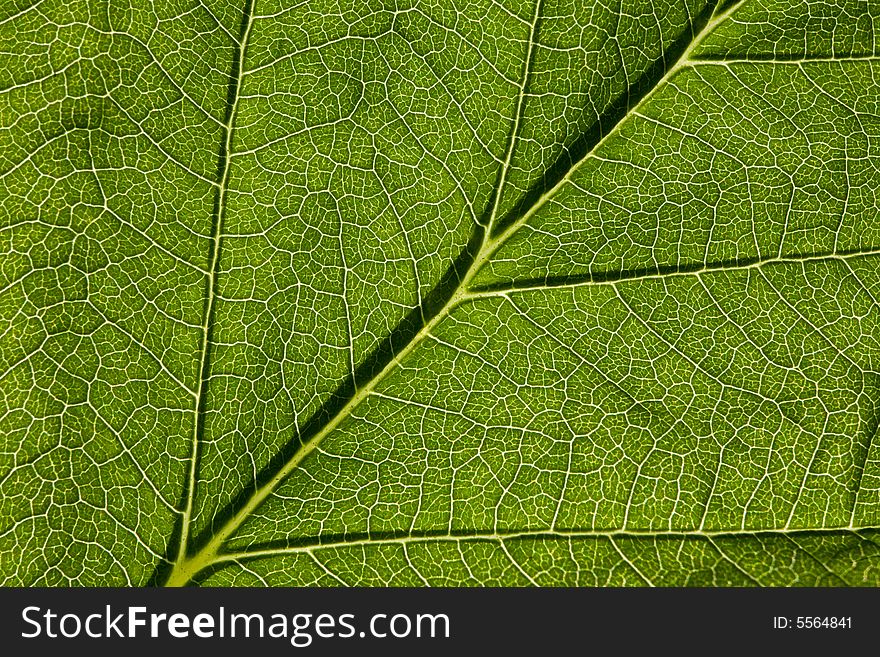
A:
[211, 526, 880, 565]
[165, 0, 741, 586]
[174, 0, 257, 568]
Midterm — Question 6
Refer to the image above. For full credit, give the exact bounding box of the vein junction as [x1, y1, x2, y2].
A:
[165, 0, 757, 586]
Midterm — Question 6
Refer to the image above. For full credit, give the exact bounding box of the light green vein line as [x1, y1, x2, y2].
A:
[464, 248, 880, 299]
[608, 537, 655, 587]
[468, 0, 743, 271]
[210, 526, 880, 565]
[163, 0, 740, 586]
[704, 536, 763, 585]
[175, 0, 257, 567]
[485, 0, 544, 232]
[693, 55, 880, 64]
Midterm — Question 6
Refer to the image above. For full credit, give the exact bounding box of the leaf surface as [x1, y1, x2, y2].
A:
[1, 0, 879, 586]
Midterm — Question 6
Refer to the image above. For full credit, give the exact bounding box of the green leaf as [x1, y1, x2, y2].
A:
[2, 0, 879, 586]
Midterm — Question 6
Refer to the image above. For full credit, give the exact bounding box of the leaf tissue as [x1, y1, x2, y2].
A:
[1, 0, 880, 586]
